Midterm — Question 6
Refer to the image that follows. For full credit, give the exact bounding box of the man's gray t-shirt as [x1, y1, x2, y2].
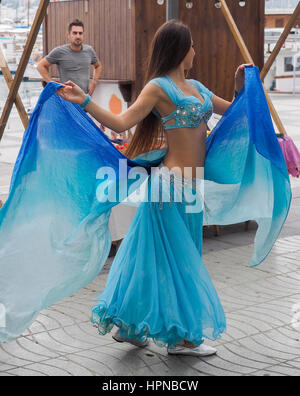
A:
[46, 44, 99, 93]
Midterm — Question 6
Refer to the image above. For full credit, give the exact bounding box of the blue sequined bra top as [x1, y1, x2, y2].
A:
[147, 76, 214, 130]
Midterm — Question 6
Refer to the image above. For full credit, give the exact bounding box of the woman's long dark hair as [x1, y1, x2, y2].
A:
[125, 20, 192, 159]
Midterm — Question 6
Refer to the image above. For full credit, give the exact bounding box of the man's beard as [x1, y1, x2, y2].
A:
[73, 40, 82, 47]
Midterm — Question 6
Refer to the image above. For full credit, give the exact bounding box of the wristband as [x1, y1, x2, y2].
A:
[80, 94, 92, 109]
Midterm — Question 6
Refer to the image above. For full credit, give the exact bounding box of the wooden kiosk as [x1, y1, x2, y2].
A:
[42, 0, 265, 102]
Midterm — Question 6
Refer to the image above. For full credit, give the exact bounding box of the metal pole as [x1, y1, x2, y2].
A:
[166, 0, 179, 21]
[293, 53, 297, 95]
[28, 0, 30, 27]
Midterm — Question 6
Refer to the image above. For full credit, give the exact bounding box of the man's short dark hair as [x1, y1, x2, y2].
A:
[68, 19, 84, 33]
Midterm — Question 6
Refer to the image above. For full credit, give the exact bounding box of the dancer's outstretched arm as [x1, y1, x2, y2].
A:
[58, 81, 161, 134]
[211, 63, 252, 116]
[212, 95, 232, 116]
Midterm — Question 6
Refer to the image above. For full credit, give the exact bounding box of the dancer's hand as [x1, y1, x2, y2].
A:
[57, 81, 86, 105]
[235, 64, 253, 93]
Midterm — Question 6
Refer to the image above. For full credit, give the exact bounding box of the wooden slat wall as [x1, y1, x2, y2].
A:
[265, 14, 300, 28]
[44, 0, 264, 100]
[132, 0, 166, 96]
[44, 0, 133, 81]
[179, 0, 265, 100]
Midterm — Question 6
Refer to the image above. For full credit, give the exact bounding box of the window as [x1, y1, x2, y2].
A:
[296, 57, 300, 72]
[284, 57, 294, 72]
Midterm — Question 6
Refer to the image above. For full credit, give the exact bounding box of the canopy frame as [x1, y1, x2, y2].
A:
[0, 0, 49, 140]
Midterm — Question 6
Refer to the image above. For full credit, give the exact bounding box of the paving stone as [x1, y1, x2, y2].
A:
[221, 341, 280, 366]
[6, 367, 47, 376]
[0, 341, 46, 365]
[27, 313, 67, 334]
[134, 366, 165, 376]
[237, 306, 291, 328]
[29, 332, 82, 354]
[31, 356, 94, 376]
[253, 369, 286, 377]
[182, 350, 257, 375]
[39, 327, 98, 351]
[254, 364, 300, 377]
[173, 357, 243, 377]
[0, 372, 15, 376]
[60, 324, 114, 348]
[225, 313, 270, 336]
[0, 363, 18, 373]
[73, 322, 116, 346]
[238, 335, 298, 362]
[15, 337, 60, 359]
[7, 362, 69, 376]
[70, 348, 134, 376]
[252, 331, 300, 356]
[146, 359, 208, 376]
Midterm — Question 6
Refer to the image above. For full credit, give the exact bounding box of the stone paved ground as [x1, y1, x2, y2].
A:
[0, 94, 300, 376]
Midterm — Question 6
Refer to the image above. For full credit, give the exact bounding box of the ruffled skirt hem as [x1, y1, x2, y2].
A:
[91, 303, 226, 349]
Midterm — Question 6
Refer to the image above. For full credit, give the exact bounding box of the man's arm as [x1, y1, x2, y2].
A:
[89, 60, 103, 96]
[37, 58, 53, 83]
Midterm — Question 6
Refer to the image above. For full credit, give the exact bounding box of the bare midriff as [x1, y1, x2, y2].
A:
[162, 121, 207, 179]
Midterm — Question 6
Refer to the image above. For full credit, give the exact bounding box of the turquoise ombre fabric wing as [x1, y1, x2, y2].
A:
[0, 66, 291, 342]
[204, 66, 291, 266]
[0, 84, 145, 342]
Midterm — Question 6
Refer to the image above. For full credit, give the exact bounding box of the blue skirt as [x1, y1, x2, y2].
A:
[91, 164, 226, 347]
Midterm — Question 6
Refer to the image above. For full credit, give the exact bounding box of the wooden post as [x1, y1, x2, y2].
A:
[0, 0, 49, 140]
[219, 0, 288, 135]
[261, 2, 300, 81]
[0, 48, 29, 130]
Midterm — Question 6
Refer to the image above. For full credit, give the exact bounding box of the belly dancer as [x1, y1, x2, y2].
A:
[0, 20, 291, 349]
[59, 20, 249, 356]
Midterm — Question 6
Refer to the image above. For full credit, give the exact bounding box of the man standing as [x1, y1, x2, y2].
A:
[37, 19, 102, 95]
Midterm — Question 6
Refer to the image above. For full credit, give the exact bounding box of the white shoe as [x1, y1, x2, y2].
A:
[167, 343, 217, 357]
[112, 329, 149, 348]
